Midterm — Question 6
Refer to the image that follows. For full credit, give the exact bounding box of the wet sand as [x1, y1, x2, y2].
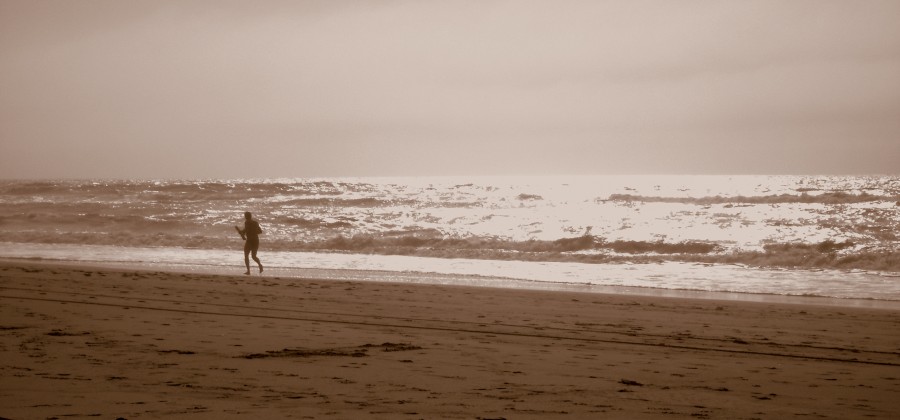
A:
[1, 261, 899, 419]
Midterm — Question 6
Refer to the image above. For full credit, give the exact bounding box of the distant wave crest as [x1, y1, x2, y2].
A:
[605, 192, 898, 205]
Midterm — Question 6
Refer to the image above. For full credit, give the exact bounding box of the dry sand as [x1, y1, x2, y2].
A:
[1, 261, 899, 419]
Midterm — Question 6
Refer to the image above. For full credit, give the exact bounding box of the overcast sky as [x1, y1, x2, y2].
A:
[1, 0, 898, 179]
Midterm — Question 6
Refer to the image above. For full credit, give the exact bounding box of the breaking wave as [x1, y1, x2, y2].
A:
[4, 227, 897, 273]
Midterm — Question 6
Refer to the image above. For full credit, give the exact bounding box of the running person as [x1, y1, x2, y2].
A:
[237, 211, 263, 275]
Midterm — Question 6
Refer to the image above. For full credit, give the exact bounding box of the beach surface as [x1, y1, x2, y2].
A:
[1, 261, 899, 419]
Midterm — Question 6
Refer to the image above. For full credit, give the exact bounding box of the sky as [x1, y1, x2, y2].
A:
[1, 0, 899, 179]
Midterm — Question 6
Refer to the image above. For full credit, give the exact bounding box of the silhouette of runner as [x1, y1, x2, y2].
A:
[236, 211, 264, 275]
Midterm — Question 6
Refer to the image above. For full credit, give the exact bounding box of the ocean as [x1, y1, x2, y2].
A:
[1, 175, 898, 303]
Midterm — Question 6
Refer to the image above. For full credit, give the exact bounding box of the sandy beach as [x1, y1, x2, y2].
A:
[1, 261, 899, 419]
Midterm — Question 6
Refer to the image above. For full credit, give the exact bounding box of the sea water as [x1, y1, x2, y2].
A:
[1, 175, 897, 302]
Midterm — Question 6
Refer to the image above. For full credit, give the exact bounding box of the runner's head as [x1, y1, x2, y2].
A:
[245, 211, 252, 220]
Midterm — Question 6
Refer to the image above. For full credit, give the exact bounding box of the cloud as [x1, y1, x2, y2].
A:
[1, 0, 899, 178]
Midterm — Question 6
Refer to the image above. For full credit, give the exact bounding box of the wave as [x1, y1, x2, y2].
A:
[605, 192, 898, 205]
[303, 235, 898, 272]
[5, 229, 897, 273]
[274, 197, 415, 208]
[0, 179, 348, 199]
[274, 216, 356, 229]
[0, 180, 476, 209]
[0, 204, 200, 232]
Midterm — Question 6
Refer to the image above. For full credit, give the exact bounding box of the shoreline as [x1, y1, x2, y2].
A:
[2, 260, 900, 418]
[3, 257, 899, 310]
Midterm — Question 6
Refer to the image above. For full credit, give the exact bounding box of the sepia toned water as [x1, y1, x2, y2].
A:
[1, 175, 898, 302]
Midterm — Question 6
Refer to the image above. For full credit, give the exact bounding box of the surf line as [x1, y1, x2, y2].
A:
[2, 293, 898, 367]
